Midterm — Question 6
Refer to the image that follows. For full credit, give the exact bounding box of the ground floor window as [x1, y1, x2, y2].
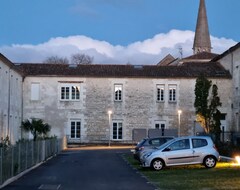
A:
[70, 120, 81, 139]
[155, 121, 166, 136]
[112, 121, 123, 140]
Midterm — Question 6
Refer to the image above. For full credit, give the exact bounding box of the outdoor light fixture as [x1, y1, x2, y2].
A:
[235, 156, 240, 165]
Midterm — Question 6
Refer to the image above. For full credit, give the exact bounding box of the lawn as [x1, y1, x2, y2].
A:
[124, 154, 240, 190]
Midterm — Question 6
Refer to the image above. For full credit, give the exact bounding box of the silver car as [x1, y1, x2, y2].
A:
[141, 136, 220, 171]
[133, 136, 174, 161]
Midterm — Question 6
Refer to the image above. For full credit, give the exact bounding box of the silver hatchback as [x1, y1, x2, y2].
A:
[141, 136, 220, 171]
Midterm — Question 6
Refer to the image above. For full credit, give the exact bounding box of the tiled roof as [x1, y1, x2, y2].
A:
[16, 62, 231, 79]
[211, 42, 240, 62]
[0, 53, 23, 74]
[157, 54, 176, 66]
[181, 52, 218, 62]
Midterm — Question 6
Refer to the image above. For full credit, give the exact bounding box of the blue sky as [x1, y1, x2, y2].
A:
[0, 0, 239, 64]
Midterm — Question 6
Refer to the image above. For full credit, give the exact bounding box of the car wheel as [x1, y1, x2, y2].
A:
[203, 156, 216, 168]
[151, 159, 164, 171]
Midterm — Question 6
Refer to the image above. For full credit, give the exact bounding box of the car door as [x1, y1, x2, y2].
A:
[191, 138, 209, 163]
[163, 139, 193, 165]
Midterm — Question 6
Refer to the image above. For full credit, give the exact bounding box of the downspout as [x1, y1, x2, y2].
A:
[21, 76, 25, 139]
[7, 69, 11, 140]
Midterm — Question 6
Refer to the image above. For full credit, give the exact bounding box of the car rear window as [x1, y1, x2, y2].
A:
[192, 138, 208, 148]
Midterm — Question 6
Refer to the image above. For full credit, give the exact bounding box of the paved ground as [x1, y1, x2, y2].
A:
[1, 146, 157, 190]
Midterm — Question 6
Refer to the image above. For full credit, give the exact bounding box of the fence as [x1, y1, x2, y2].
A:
[0, 138, 64, 186]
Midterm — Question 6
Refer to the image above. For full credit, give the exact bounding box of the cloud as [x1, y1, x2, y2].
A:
[0, 29, 237, 65]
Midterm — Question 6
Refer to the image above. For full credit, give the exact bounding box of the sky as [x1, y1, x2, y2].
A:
[0, 0, 239, 65]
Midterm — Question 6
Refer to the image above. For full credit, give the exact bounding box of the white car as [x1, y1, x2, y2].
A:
[141, 136, 220, 171]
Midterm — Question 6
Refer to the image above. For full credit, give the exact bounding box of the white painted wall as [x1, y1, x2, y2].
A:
[0, 60, 23, 143]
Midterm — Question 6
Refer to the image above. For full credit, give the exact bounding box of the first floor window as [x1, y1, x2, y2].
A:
[60, 84, 80, 101]
[71, 120, 81, 139]
[112, 121, 123, 140]
[114, 84, 123, 101]
[157, 85, 165, 102]
[31, 83, 40, 101]
[169, 85, 177, 102]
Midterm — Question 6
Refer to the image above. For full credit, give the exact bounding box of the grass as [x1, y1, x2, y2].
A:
[124, 154, 240, 190]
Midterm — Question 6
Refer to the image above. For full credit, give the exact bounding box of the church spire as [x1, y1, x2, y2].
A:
[193, 0, 211, 54]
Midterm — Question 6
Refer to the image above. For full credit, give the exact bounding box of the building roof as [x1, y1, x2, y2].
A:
[157, 54, 177, 66]
[181, 52, 218, 63]
[211, 42, 240, 62]
[16, 62, 231, 79]
[0, 53, 23, 75]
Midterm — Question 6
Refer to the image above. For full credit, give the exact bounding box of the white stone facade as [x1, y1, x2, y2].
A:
[22, 75, 233, 143]
[0, 56, 23, 143]
[214, 43, 240, 132]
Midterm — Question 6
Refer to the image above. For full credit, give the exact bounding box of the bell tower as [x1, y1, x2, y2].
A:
[193, 0, 211, 54]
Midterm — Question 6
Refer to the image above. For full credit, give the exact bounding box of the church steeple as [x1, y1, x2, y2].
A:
[193, 0, 211, 54]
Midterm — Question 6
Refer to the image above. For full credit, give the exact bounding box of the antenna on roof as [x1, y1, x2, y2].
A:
[178, 46, 183, 59]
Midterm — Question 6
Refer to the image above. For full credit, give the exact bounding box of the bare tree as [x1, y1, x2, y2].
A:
[71, 53, 93, 65]
[44, 56, 69, 64]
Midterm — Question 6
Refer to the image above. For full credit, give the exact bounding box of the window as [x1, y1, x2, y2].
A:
[168, 85, 177, 102]
[70, 120, 81, 139]
[157, 85, 165, 102]
[61, 84, 80, 101]
[112, 121, 123, 140]
[155, 121, 166, 136]
[167, 139, 190, 151]
[155, 123, 166, 130]
[114, 84, 122, 101]
[31, 83, 40, 100]
[192, 138, 208, 148]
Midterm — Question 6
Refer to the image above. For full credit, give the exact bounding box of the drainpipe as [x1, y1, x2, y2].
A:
[7, 68, 11, 140]
[21, 77, 25, 139]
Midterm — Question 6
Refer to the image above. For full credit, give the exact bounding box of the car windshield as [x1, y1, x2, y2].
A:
[137, 139, 146, 146]
[156, 138, 175, 150]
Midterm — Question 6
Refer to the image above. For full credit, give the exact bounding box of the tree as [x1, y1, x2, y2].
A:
[21, 118, 51, 141]
[44, 56, 69, 64]
[194, 75, 222, 139]
[71, 53, 93, 65]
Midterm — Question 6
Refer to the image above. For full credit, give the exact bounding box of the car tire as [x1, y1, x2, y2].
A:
[151, 159, 164, 171]
[203, 156, 216, 168]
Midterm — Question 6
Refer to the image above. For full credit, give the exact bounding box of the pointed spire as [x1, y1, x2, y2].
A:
[193, 0, 211, 54]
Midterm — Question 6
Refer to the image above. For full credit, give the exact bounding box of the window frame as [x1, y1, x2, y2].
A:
[114, 84, 123, 102]
[60, 84, 80, 101]
[156, 84, 165, 102]
[168, 84, 177, 102]
[70, 120, 81, 139]
[112, 121, 123, 140]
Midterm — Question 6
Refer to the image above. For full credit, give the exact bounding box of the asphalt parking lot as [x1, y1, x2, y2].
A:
[1, 146, 157, 190]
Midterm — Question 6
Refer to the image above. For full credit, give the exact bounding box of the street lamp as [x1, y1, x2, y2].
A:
[178, 110, 182, 137]
[108, 110, 112, 147]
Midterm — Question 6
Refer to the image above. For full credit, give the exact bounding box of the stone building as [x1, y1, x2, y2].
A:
[14, 61, 231, 144]
[0, 0, 239, 144]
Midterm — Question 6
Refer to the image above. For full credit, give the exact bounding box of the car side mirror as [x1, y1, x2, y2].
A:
[163, 147, 171, 152]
